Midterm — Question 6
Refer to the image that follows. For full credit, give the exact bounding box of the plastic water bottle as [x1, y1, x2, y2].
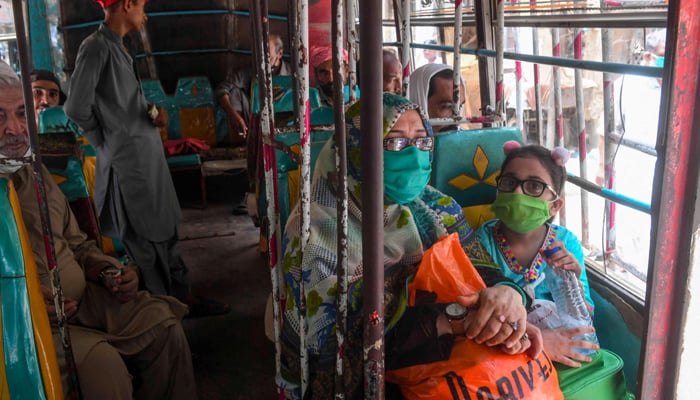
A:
[543, 247, 599, 356]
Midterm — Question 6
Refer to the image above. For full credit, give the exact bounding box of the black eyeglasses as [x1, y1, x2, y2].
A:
[496, 175, 559, 199]
[383, 137, 434, 152]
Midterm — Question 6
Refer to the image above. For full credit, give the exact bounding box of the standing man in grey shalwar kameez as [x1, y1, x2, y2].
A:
[65, 0, 229, 317]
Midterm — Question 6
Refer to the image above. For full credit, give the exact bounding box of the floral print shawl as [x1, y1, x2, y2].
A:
[278, 93, 472, 398]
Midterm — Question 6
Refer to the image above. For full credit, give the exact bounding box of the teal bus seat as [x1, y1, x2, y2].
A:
[0, 177, 62, 398]
[590, 284, 641, 395]
[257, 129, 334, 232]
[251, 76, 323, 114]
[431, 127, 523, 229]
[39, 109, 102, 247]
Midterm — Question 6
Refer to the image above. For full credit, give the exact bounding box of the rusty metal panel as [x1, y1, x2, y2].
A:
[638, 0, 700, 398]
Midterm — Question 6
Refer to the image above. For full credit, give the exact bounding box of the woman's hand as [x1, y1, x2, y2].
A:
[499, 322, 544, 358]
[542, 240, 582, 277]
[42, 285, 78, 324]
[457, 285, 527, 348]
[541, 326, 600, 368]
[112, 266, 139, 303]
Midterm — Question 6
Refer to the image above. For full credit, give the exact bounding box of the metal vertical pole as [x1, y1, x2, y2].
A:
[474, 0, 496, 113]
[331, 1, 349, 398]
[531, 22, 544, 145]
[639, 0, 699, 396]
[251, 0, 284, 396]
[574, 27, 590, 247]
[12, 0, 81, 398]
[346, 0, 358, 101]
[359, 0, 384, 398]
[494, 0, 505, 119]
[453, 0, 463, 117]
[601, 27, 616, 257]
[401, 0, 411, 97]
[552, 27, 566, 226]
[514, 28, 524, 138]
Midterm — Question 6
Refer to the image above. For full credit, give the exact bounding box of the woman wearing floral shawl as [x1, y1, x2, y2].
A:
[278, 93, 536, 399]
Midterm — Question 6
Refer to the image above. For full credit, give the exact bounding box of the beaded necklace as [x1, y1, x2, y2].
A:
[494, 223, 558, 284]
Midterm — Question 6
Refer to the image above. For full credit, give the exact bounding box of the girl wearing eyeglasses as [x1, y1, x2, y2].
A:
[465, 142, 599, 369]
[277, 93, 540, 399]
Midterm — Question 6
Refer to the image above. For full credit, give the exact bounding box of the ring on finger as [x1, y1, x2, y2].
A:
[495, 314, 506, 323]
[520, 332, 529, 342]
[507, 321, 519, 331]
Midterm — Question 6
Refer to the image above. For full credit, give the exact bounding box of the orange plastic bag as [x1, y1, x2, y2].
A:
[388, 233, 564, 400]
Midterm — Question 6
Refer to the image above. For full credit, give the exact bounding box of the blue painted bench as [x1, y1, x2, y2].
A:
[0, 177, 63, 398]
[431, 127, 523, 229]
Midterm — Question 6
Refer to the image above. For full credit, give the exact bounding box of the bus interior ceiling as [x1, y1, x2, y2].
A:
[59, 0, 290, 92]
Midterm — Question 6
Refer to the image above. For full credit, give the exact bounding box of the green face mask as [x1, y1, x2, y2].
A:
[384, 146, 432, 205]
[490, 192, 551, 233]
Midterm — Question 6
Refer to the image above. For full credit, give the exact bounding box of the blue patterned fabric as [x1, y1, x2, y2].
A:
[278, 93, 472, 398]
[473, 219, 594, 310]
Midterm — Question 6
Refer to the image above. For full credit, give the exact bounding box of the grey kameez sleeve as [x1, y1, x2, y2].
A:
[64, 38, 108, 147]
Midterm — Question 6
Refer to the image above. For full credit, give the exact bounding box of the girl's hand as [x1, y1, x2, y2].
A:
[499, 322, 543, 358]
[542, 241, 582, 277]
[541, 326, 600, 368]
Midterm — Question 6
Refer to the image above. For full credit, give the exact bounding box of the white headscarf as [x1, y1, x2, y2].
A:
[0, 61, 32, 174]
[408, 63, 451, 114]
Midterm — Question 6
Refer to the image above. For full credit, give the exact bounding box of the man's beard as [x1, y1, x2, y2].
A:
[320, 82, 334, 97]
[271, 63, 281, 76]
[0, 133, 30, 158]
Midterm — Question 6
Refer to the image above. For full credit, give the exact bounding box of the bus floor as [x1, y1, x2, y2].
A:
[173, 172, 277, 399]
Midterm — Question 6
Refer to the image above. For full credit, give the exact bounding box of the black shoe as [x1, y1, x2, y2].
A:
[184, 296, 231, 319]
[232, 204, 248, 215]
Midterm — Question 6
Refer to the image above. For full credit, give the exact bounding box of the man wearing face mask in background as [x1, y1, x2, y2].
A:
[309, 44, 355, 107]
[409, 63, 466, 132]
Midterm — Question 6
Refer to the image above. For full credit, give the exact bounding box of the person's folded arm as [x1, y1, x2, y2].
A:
[385, 304, 455, 370]
[64, 41, 107, 145]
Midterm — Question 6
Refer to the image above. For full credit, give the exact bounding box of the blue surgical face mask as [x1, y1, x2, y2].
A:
[383, 146, 431, 205]
[655, 55, 665, 67]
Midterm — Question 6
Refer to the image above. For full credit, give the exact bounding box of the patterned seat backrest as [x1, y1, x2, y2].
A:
[0, 178, 63, 399]
[260, 129, 334, 231]
[431, 127, 523, 229]
[39, 109, 102, 248]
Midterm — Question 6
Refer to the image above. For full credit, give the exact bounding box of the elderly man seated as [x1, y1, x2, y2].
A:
[0, 62, 197, 400]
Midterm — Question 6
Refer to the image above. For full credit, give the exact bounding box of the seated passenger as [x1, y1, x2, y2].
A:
[278, 93, 541, 398]
[0, 63, 197, 400]
[409, 63, 466, 132]
[30, 68, 66, 125]
[382, 48, 403, 95]
[215, 32, 291, 140]
[310, 44, 358, 107]
[464, 142, 599, 367]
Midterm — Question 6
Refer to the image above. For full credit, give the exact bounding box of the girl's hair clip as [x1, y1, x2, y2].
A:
[551, 147, 570, 166]
[503, 140, 521, 155]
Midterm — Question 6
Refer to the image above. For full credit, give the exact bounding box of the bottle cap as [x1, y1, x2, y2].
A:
[543, 247, 561, 257]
